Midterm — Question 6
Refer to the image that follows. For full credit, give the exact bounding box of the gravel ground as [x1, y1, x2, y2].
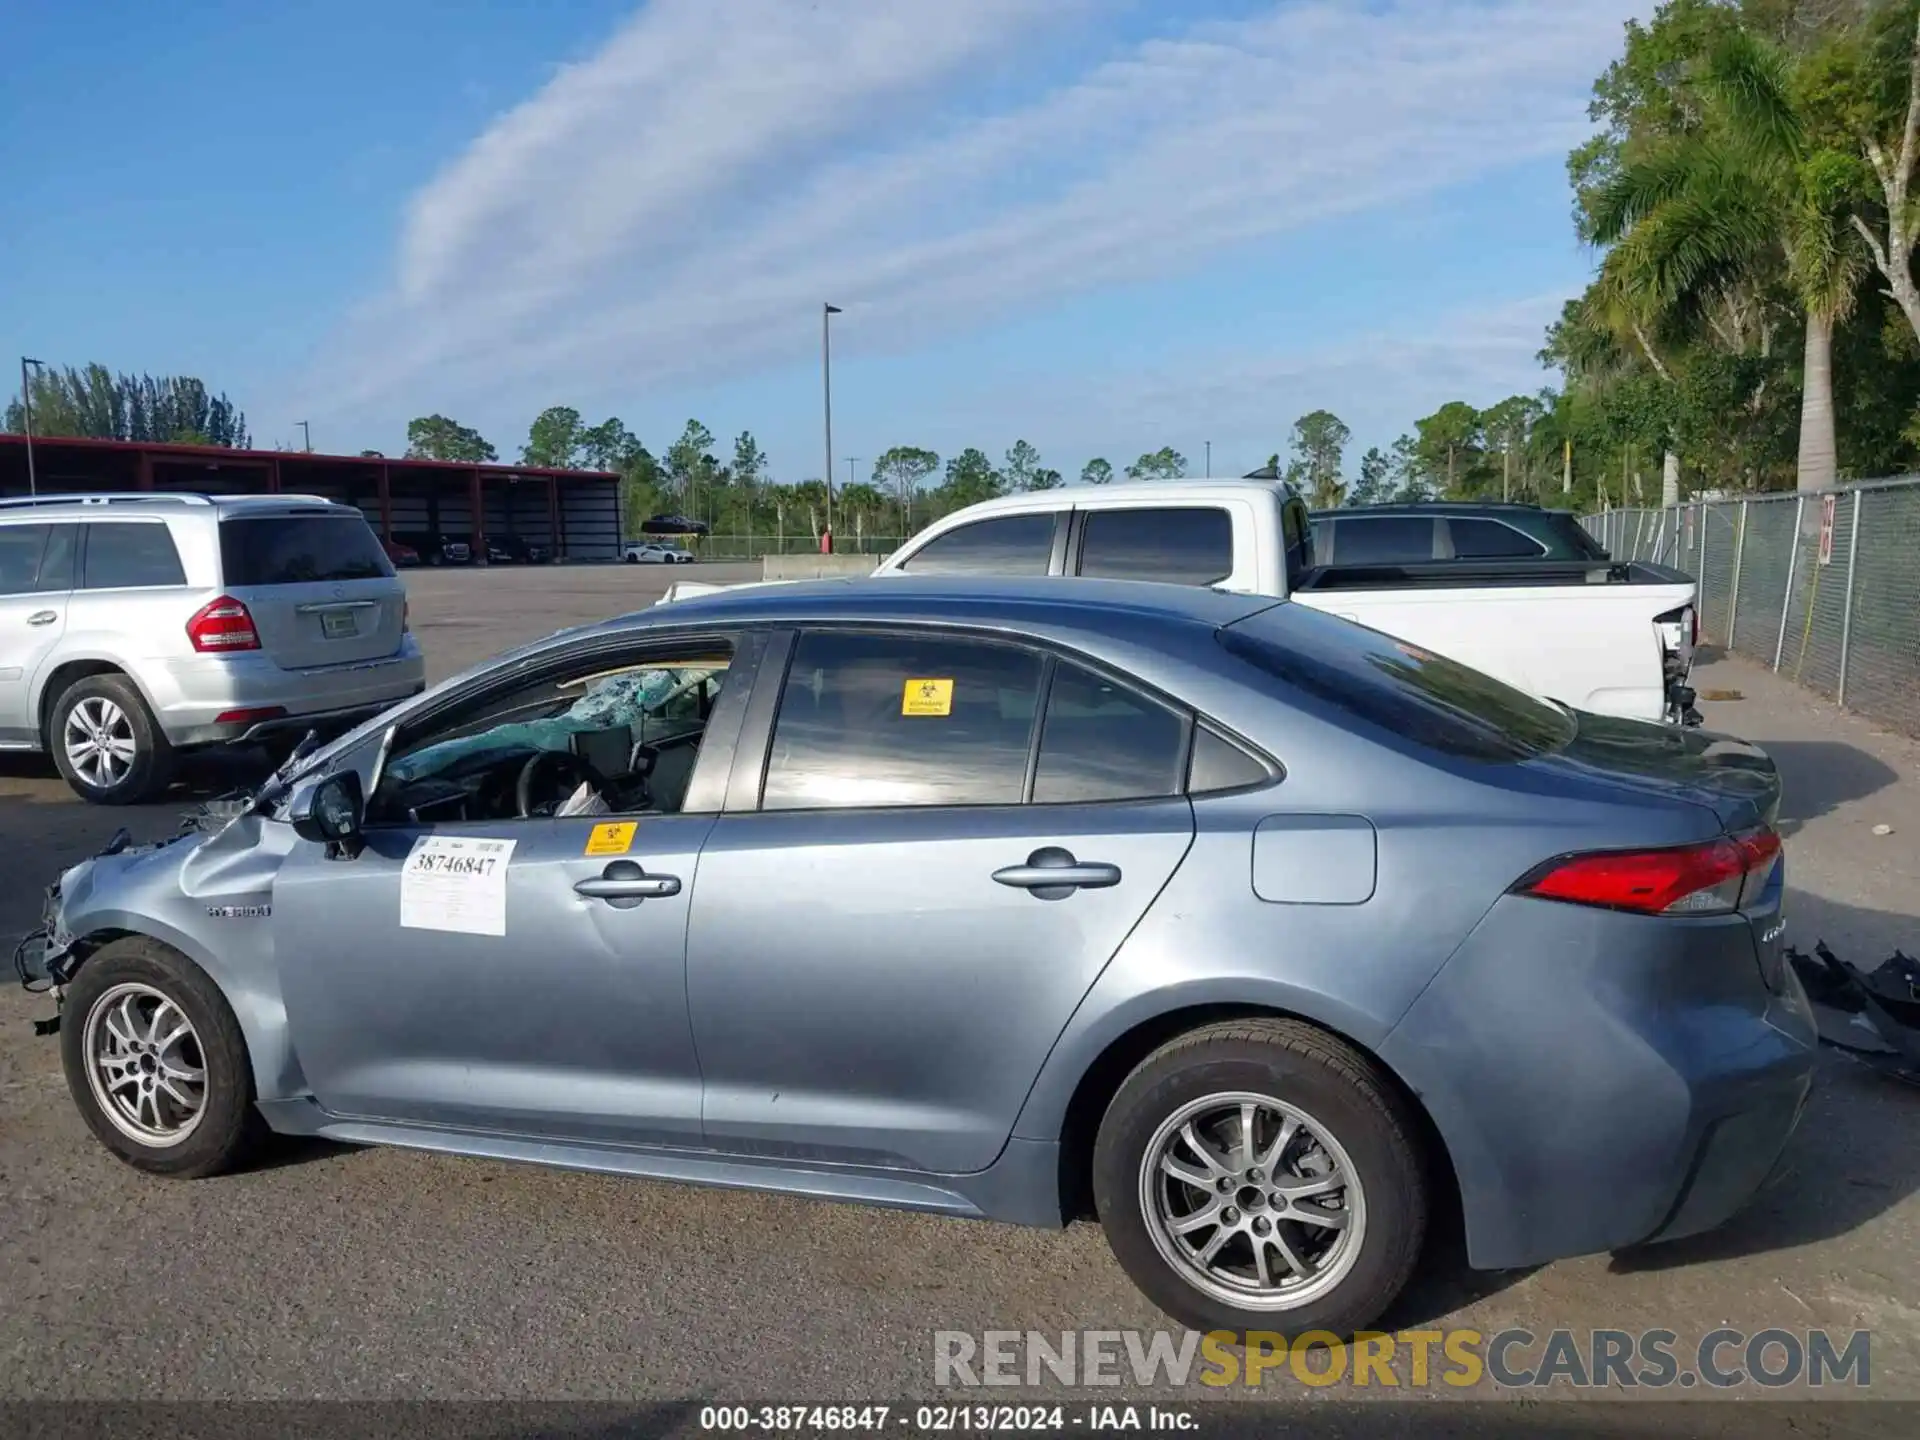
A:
[0, 567, 1914, 1412]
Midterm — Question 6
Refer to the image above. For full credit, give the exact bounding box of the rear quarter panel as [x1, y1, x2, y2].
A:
[1011, 661, 1721, 1144]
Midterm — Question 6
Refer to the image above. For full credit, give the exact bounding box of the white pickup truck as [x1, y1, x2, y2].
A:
[662, 481, 1702, 725]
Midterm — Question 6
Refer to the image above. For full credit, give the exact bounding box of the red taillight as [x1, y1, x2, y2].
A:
[1517, 827, 1780, 916]
[186, 595, 260, 653]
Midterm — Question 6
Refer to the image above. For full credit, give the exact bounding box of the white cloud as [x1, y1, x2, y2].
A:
[302, 0, 1643, 434]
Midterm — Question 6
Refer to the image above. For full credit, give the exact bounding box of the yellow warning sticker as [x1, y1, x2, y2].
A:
[584, 821, 638, 856]
[902, 677, 954, 716]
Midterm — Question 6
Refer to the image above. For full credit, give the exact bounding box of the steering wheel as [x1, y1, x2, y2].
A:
[514, 749, 609, 818]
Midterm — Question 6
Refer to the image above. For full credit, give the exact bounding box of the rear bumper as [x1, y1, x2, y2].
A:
[1379, 894, 1817, 1271]
[146, 637, 426, 748]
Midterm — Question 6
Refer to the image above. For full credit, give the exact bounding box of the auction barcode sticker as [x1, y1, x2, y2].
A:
[400, 835, 516, 936]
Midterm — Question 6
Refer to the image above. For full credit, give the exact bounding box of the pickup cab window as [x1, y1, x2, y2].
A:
[896, 514, 1054, 575]
[1078, 507, 1232, 587]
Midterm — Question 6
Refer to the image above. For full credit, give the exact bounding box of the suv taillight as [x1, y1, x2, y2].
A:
[1515, 827, 1781, 916]
[186, 595, 261, 653]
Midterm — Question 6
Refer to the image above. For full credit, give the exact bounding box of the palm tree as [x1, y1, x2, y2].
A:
[1589, 29, 1862, 493]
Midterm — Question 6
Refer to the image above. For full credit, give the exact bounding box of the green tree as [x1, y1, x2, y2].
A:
[1125, 446, 1187, 480]
[1480, 394, 1547, 500]
[873, 445, 940, 529]
[405, 414, 497, 463]
[1350, 447, 1392, 506]
[939, 448, 1005, 509]
[579, 417, 641, 472]
[522, 406, 586, 468]
[1286, 409, 1351, 508]
[1030, 467, 1064, 490]
[664, 419, 719, 520]
[1414, 402, 1488, 496]
[1004, 438, 1043, 492]
[731, 431, 769, 487]
[1079, 457, 1114, 485]
[5, 364, 250, 447]
[1587, 21, 1864, 491]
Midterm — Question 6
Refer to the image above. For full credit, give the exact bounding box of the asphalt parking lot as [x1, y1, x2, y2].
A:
[2, 562, 1917, 1406]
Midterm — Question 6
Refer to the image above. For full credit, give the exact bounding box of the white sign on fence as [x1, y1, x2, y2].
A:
[1819, 494, 1837, 567]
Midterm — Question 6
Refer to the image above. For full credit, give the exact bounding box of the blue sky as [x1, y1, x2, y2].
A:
[1, 0, 1649, 481]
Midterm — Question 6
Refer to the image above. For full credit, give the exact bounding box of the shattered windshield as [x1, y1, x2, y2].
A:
[386, 663, 724, 785]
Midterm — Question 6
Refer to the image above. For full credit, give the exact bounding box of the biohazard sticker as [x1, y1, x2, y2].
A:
[902, 678, 954, 716]
[584, 821, 637, 856]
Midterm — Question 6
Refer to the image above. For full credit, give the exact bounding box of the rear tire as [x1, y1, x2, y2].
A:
[1092, 1018, 1427, 1337]
[60, 937, 268, 1178]
[48, 673, 175, 806]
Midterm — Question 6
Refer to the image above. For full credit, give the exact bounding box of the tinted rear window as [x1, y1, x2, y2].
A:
[1448, 518, 1545, 558]
[1079, 507, 1232, 586]
[1218, 608, 1574, 762]
[1328, 516, 1436, 565]
[220, 515, 395, 586]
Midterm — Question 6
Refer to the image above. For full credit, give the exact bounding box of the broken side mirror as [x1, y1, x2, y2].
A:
[291, 770, 365, 859]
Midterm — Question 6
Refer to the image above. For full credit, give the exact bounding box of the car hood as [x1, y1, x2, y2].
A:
[1530, 711, 1781, 833]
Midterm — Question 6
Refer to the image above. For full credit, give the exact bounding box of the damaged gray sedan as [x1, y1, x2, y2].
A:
[16, 576, 1817, 1336]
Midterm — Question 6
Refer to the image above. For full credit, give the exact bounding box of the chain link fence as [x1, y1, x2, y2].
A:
[680, 534, 906, 562]
[1585, 477, 1920, 737]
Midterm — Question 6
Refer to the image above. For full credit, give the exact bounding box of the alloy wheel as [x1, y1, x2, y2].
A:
[1138, 1091, 1367, 1311]
[83, 983, 207, 1147]
[64, 697, 138, 790]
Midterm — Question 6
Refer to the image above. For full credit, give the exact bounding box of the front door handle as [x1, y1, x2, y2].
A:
[992, 846, 1122, 900]
[26, 610, 57, 627]
[574, 858, 681, 908]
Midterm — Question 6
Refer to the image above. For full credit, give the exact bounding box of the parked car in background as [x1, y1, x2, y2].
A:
[380, 536, 420, 568]
[484, 535, 548, 565]
[0, 492, 425, 804]
[19, 574, 1811, 1338]
[623, 541, 695, 564]
[393, 533, 472, 566]
[1308, 502, 1609, 565]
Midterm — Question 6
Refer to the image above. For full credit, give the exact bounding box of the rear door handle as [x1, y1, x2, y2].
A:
[26, 610, 57, 626]
[992, 846, 1121, 900]
[574, 859, 681, 907]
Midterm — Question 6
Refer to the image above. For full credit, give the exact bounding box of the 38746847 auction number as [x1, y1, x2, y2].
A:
[699, 1406, 892, 1432]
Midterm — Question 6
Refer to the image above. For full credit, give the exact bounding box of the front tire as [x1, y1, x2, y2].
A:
[48, 673, 175, 805]
[1092, 1019, 1427, 1337]
[60, 937, 268, 1178]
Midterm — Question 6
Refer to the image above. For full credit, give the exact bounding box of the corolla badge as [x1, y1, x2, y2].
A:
[206, 905, 271, 919]
[1759, 920, 1785, 946]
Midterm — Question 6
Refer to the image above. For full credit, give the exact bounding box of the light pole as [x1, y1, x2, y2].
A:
[1205, 440, 1212, 479]
[297, 420, 312, 453]
[19, 357, 46, 496]
[822, 303, 841, 539]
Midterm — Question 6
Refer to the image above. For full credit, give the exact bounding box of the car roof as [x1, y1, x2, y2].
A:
[617, 574, 1281, 635]
[0, 491, 357, 521]
[930, 478, 1294, 520]
[1312, 502, 1574, 520]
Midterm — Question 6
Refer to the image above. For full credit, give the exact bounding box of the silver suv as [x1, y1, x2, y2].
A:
[0, 493, 425, 804]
